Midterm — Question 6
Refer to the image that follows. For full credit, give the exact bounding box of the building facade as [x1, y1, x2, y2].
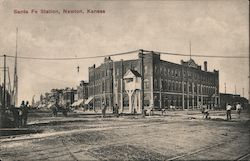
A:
[77, 80, 88, 100]
[220, 93, 248, 109]
[88, 50, 220, 112]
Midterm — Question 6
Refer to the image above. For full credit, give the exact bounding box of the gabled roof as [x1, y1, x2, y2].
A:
[181, 59, 199, 69]
[130, 69, 141, 77]
[124, 69, 141, 79]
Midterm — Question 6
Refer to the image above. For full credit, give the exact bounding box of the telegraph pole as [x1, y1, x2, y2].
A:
[13, 27, 18, 106]
[139, 49, 144, 112]
[189, 41, 192, 59]
[3, 54, 6, 111]
[93, 64, 95, 111]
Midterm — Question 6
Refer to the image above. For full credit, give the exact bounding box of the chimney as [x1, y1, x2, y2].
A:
[204, 61, 207, 71]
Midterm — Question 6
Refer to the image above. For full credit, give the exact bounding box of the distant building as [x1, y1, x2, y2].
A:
[220, 93, 248, 109]
[38, 87, 77, 108]
[87, 50, 220, 113]
[77, 80, 88, 100]
[62, 88, 77, 106]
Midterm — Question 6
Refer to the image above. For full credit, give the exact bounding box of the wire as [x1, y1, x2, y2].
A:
[21, 65, 76, 84]
[143, 50, 248, 59]
[5, 50, 139, 61]
[3, 49, 249, 60]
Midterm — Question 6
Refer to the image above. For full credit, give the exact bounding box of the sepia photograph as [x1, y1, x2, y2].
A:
[0, 0, 249, 160]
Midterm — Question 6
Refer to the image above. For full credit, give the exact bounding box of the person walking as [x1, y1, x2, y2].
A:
[114, 104, 119, 118]
[21, 101, 29, 127]
[102, 102, 107, 118]
[19, 101, 25, 127]
[226, 103, 232, 120]
[236, 103, 242, 119]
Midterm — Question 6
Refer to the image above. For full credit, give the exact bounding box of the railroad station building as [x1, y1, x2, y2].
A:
[87, 50, 219, 113]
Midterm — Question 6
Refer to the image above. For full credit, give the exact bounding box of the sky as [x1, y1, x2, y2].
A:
[0, 0, 249, 105]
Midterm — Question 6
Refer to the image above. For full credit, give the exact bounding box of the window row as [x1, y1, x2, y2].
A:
[154, 66, 216, 84]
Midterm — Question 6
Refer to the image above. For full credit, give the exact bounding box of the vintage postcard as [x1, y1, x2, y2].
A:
[0, 0, 249, 160]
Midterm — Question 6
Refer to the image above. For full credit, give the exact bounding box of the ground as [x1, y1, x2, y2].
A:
[0, 110, 250, 161]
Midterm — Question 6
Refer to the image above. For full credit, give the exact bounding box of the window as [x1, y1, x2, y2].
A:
[126, 78, 133, 83]
[144, 79, 149, 89]
[144, 66, 148, 74]
[154, 79, 158, 89]
[116, 68, 120, 76]
[154, 66, 157, 73]
[169, 81, 172, 90]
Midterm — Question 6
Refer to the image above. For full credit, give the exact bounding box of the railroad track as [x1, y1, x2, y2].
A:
[1, 118, 249, 161]
[235, 153, 250, 161]
[0, 121, 164, 143]
[167, 136, 241, 161]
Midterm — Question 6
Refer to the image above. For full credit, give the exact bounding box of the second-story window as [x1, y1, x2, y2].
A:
[144, 79, 149, 89]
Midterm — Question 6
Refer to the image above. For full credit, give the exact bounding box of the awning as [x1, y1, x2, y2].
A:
[71, 99, 84, 107]
[84, 96, 94, 105]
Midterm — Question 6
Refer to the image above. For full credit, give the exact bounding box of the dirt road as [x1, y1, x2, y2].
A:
[0, 111, 249, 160]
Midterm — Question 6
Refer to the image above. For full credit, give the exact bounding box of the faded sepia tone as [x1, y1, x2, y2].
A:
[0, 0, 249, 161]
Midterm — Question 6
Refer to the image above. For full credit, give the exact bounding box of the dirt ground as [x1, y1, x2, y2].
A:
[0, 110, 250, 161]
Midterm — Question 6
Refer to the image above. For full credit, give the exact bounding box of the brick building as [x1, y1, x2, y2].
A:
[88, 50, 219, 113]
[77, 80, 88, 100]
[220, 93, 248, 109]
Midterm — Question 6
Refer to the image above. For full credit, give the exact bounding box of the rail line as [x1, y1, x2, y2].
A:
[167, 135, 239, 160]
[235, 152, 250, 161]
[0, 121, 164, 143]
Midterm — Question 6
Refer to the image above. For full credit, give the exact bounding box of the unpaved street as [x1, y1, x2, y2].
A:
[0, 110, 250, 161]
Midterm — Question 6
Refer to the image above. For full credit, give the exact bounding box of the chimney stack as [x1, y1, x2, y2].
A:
[204, 61, 207, 71]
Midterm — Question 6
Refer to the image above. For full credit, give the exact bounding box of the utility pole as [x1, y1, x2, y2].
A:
[93, 64, 95, 111]
[139, 49, 144, 112]
[249, 40, 250, 103]
[3, 54, 6, 111]
[13, 27, 18, 106]
[243, 88, 244, 97]
[159, 52, 162, 109]
[224, 82, 226, 93]
[235, 84, 237, 95]
[189, 41, 192, 60]
[120, 59, 124, 112]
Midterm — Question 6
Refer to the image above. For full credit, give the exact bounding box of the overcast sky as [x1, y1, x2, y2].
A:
[0, 0, 249, 104]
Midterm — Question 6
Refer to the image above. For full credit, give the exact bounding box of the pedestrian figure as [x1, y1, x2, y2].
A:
[21, 101, 29, 127]
[102, 102, 107, 118]
[161, 108, 166, 116]
[19, 101, 25, 127]
[51, 103, 58, 117]
[114, 104, 119, 117]
[226, 103, 232, 120]
[201, 107, 209, 119]
[19, 101, 25, 126]
[147, 104, 154, 116]
[112, 105, 115, 114]
[236, 103, 242, 119]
